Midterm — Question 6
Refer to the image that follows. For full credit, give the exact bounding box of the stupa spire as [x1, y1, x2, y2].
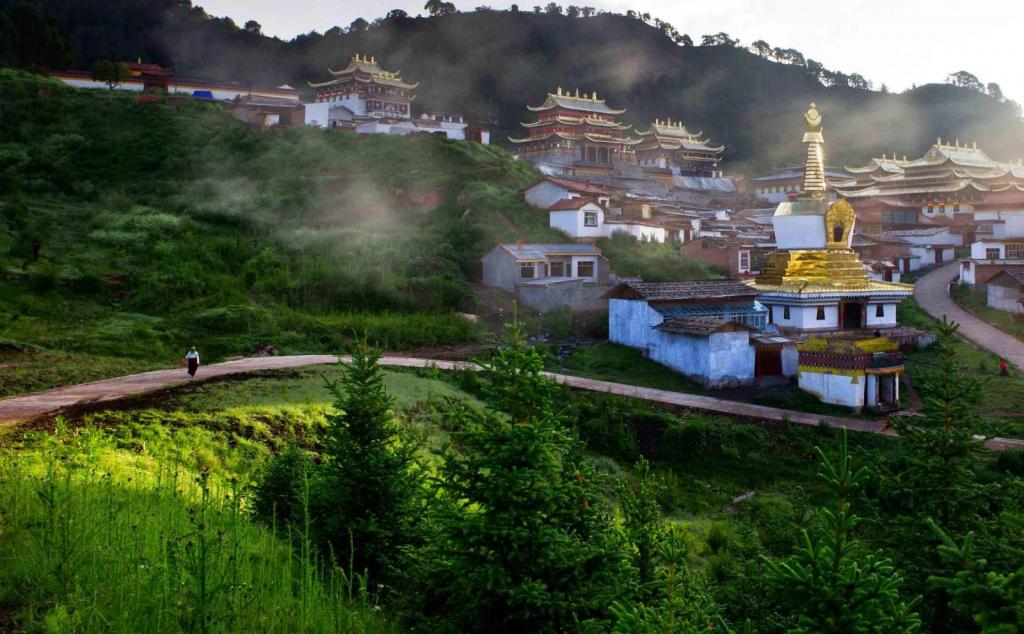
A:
[801, 103, 826, 199]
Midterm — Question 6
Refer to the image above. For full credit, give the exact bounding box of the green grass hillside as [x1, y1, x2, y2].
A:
[0, 69, 567, 393]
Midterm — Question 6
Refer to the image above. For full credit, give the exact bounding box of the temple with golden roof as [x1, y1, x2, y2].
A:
[634, 119, 724, 177]
[308, 54, 418, 120]
[750, 104, 915, 411]
[508, 87, 641, 175]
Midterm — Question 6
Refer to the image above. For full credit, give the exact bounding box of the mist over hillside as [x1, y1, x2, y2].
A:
[5, 0, 1024, 169]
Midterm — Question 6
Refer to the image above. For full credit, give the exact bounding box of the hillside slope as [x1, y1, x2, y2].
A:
[0, 69, 559, 391]
[6, 2, 1024, 168]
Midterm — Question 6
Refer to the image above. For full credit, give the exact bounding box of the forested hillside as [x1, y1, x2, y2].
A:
[3, 1, 1023, 169]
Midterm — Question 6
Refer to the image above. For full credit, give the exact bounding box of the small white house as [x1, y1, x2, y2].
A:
[987, 270, 1024, 313]
[875, 227, 961, 270]
[548, 199, 682, 243]
[607, 281, 794, 387]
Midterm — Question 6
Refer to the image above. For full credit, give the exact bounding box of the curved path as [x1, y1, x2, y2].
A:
[0, 354, 1021, 451]
[915, 261, 1024, 371]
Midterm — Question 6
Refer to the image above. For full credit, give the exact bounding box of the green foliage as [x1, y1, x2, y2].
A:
[927, 517, 1024, 633]
[406, 322, 630, 632]
[609, 527, 725, 633]
[90, 60, 131, 89]
[0, 431, 397, 633]
[597, 233, 725, 282]
[763, 430, 921, 633]
[312, 344, 422, 585]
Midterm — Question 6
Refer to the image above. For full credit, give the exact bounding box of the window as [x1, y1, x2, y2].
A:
[520, 263, 535, 279]
[953, 202, 960, 212]
[1007, 243, 1024, 259]
[584, 211, 598, 227]
[875, 304, 885, 318]
[783, 306, 791, 320]
[738, 250, 751, 273]
[927, 203, 934, 213]
[986, 248, 1001, 260]
[576, 261, 595, 278]
[550, 261, 564, 277]
[816, 306, 826, 321]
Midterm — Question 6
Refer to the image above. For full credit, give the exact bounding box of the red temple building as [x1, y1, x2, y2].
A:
[307, 54, 418, 125]
[634, 119, 724, 178]
[508, 88, 640, 175]
[830, 139, 1024, 231]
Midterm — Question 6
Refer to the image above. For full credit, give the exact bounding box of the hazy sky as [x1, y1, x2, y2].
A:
[198, 0, 1024, 103]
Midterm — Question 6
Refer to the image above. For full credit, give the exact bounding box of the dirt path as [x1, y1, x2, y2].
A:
[1, 354, 1021, 451]
[915, 261, 1024, 371]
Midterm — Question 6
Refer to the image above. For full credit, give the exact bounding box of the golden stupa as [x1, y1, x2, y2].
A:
[751, 105, 911, 294]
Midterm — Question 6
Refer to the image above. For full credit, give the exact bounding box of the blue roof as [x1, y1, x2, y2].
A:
[192, 90, 214, 100]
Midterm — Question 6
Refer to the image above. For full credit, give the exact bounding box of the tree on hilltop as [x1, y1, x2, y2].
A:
[90, 60, 130, 90]
[243, 19, 261, 34]
[750, 40, 771, 58]
[948, 70, 983, 92]
[701, 32, 739, 47]
[425, 0, 458, 16]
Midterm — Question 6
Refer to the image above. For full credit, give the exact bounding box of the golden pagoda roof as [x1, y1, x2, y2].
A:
[527, 87, 627, 115]
[308, 54, 418, 90]
[507, 131, 581, 144]
[637, 119, 701, 138]
[520, 116, 632, 130]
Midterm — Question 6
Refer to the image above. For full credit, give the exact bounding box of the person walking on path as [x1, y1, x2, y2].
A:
[185, 346, 200, 378]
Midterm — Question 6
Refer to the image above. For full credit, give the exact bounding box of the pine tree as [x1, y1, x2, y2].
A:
[763, 430, 921, 633]
[617, 458, 664, 595]
[407, 322, 629, 632]
[927, 516, 1024, 632]
[880, 317, 992, 628]
[313, 343, 421, 587]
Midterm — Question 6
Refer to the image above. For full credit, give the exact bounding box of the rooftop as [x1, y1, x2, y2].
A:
[498, 243, 603, 260]
[527, 88, 627, 115]
[547, 198, 602, 211]
[535, 176, 611, 196]
[609, 280, 759, 302]
[655, 316, 755, 336]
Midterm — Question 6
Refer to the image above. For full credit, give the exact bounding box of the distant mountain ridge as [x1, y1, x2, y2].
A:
[6, 0, 1024, 171]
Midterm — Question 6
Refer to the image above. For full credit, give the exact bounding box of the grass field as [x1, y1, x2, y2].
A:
[950, 283, 1024, 340]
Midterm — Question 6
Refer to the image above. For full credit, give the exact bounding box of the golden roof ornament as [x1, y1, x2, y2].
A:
[803, 102, 822, 132]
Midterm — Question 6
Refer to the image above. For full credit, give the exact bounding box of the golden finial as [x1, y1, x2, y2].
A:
[955, 138, 960, 147]
[556, 86, 562, 96]
[937, 137, 942, 146]
[575, 88, 580, 97]
[371, 56, 375, 63]
[592, 91, 597, 100]
[803, 102, 822, 132]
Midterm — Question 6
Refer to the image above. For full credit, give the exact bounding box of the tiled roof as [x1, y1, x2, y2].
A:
[655, 316, 754, 336]
[541, 177, 611, 196]
[610, 280, 759, 301]
[547, 198, 601, 211]
[991, 269, 1024, 286]
[499, 243, 602, 260]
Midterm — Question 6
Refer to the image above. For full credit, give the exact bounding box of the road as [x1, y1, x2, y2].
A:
[914, 261, 1024, 371]
[1, 353, 1021, 451]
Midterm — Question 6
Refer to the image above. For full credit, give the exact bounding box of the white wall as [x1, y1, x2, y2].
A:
[647, 329, 755, 387]
[781, 345, 799, 377]
[960, 260, 977, 285]
[771, 304, 838, 330]
[773, 214, 827, 249]
[971, 240, 1004, 260]
[609, 223, 667, 243]
[56, 77, 144, 91]
[799, 370, 865, 409]
[988, 282, 1024, 313]
[865, 303, 897, 326]
[304, 102, 332, 127]
[976, 210, 1024, 238]
[549, 205, 605, 240]
[609, 299, 663, 348]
